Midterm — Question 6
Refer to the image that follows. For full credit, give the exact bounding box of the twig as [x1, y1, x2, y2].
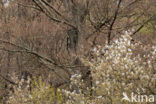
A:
[0, 74, 18, 86]
[108, 0, 122, 44]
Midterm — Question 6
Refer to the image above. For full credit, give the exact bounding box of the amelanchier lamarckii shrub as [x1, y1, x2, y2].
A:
[62, 31, 156, 104]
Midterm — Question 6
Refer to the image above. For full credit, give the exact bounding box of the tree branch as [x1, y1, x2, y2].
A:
[0, 74, 18, 86]
[107, 0, 122, 44]
[32, 0, 75, 28]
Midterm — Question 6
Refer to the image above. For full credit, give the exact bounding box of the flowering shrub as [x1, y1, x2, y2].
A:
[7, 76, 64, 104]
[62, 31, 156, 104]
[5, 31, 156, 104]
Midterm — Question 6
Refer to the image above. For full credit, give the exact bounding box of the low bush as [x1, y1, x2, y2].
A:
[7, 76, 64, 104]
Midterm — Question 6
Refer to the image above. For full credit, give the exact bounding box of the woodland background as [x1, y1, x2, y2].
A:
[0, 0, 156, 103]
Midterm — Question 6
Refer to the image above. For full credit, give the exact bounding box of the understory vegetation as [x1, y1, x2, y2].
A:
[5, 32, 156, 104]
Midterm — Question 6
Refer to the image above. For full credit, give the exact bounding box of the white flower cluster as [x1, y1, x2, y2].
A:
[63, 31, 156, 103]
[7, 74, 32, 103]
